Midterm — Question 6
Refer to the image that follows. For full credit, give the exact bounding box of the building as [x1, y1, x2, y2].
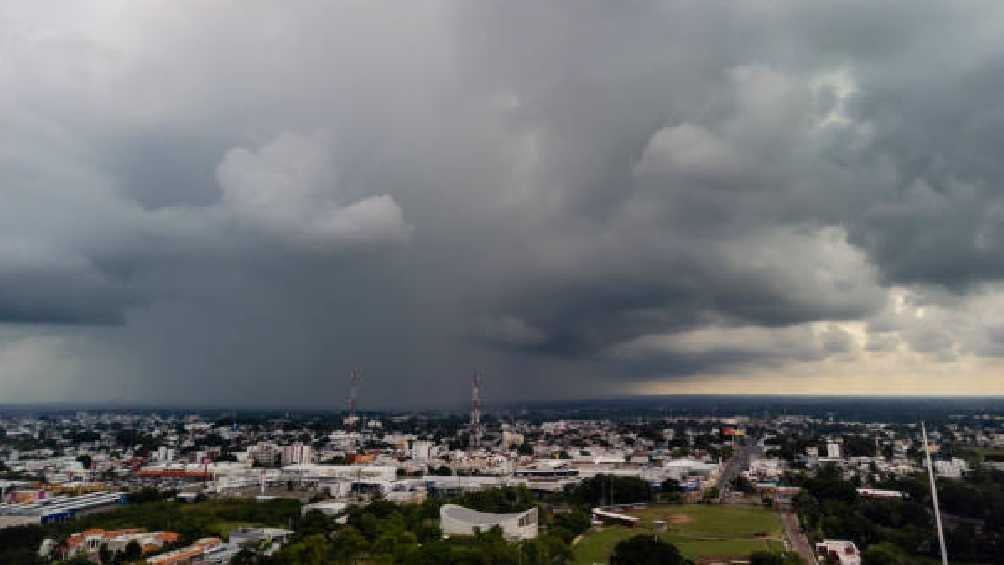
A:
[247, 443, 281, 467]
[934, 458, 969, 478]
[64, 529, 180, 559]
[501, 431, 525, 450]
[301, 501, 347, 517]
[146, 537, 221, 565]
[816, 540, 861, 565]
[591, 508, 640, 527]
[827, 442, 841, 459]
[0, 491, 127, 525]
[856, 488, 905, 500]
[411, 440, 433, 461]
[439, 504, 538, 540]
[280, 443, 314, 466]
[228, 527, 294, 556]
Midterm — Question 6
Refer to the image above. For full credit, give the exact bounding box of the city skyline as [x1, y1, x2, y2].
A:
[5, 2, 1004, 407]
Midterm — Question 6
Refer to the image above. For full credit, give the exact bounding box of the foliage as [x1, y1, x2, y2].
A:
[610, 535, 689, 565]
[38, 498, 301, 546]
[123, 540, 143, 561]
[457, 485, 536, 514]
[796, 470, 941, 562]
[0, 524, 46, 564]
[565, 474, 653, 505]
[860, 542, 915, 565]
[75, 454, 92, 469]
[127, 487, 177, 504]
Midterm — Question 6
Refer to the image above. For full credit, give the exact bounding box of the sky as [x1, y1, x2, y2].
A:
[4, 2, 1004, 408]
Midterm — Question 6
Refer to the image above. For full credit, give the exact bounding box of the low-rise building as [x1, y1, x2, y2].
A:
[146, 537, 221, 565]
[440, 504, 538, 540]
[816, 539, 861, 565]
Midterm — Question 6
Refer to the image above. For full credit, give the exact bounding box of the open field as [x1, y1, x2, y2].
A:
[573, 504, 785, 564]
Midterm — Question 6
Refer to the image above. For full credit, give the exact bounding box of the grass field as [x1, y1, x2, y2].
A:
[573, 504, 785, 564]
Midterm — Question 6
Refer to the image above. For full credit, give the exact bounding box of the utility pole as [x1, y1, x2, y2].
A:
[922, 422, 949, 565]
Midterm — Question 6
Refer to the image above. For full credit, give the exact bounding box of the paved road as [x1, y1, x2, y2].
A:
[781, 511, 815, 564]
[718, 436, 761, 502]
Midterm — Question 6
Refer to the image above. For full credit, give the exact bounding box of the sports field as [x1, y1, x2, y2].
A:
[573, 504, 785, 564]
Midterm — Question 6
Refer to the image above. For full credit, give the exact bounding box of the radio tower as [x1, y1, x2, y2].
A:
[470, 372, 482, 450]
[346, 369, 360, 433]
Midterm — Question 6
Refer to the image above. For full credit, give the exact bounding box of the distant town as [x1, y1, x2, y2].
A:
[3, 394, 1004, 564]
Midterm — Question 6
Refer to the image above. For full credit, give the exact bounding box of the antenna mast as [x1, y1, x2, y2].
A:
[470, 371, 482, 450]
[922, 422, 949, 565]
[346, 369, 360, 433]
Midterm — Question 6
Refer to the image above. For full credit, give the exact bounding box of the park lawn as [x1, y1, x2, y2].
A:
[574, 526, 635, 565]
[628, 504, 782, 538]
[666, 536, 784, 560]
[573, 504, 785, 564]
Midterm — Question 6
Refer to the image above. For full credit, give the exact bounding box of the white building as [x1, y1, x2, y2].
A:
[439, 504, 538, 540]
[501, 431, 525, 450]
[281, 443, 314, 466]
[816, 540, 861, 565]
[411, 441, 433, 461]
[301, 501, 348, 517]
[827, 442, 841, 459]
[934, 458, 969, 478]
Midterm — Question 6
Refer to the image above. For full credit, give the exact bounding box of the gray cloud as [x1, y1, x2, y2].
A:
[4, 1, 1004, 405]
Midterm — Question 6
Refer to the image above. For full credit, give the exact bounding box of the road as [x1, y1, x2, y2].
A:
[718, 436, 760, 502]
[781, 511, 815, 564]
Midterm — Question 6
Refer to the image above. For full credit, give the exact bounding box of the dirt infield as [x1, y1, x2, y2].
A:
[668, 513, 694, 525]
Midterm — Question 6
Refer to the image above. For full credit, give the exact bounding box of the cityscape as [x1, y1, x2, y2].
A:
[4, 391, 1004, 563]
[5, 1, 1004, 564]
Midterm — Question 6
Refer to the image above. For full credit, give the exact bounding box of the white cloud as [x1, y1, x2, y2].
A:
[216, 131, 411, 246]
[635, 123, 744, 182]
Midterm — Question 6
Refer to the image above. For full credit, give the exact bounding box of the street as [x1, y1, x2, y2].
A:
[781, 511, 815, 564]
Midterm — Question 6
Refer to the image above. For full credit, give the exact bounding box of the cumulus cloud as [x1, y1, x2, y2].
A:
[216, 131, 411, 247]
[634, 123, 746, 184]
[6, 1, 1004, 404]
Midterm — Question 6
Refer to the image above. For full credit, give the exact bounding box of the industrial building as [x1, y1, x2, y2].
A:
[0, 491, 126, 525]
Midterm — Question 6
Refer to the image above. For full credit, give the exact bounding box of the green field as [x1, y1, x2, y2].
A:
[573, 504, 785, 564]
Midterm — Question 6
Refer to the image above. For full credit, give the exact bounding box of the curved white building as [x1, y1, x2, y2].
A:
[439, 504, 538, 540]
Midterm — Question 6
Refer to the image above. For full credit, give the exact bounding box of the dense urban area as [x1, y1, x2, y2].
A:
[3, 396, 1004, 564]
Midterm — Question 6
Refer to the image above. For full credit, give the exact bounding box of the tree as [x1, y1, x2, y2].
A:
[610, 535, 689, 565]
[661, 478, 682, 492]
[76, 454, 92, 469]
[98, 543, 113, 564]
[860, 542, 913, 565]
[704, 486, 720, 501]
[123, 540, 143, 562]
[330, 527, 368, 563]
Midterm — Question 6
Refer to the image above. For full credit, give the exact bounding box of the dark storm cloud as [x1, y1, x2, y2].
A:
[5, 1, 1004, 404]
